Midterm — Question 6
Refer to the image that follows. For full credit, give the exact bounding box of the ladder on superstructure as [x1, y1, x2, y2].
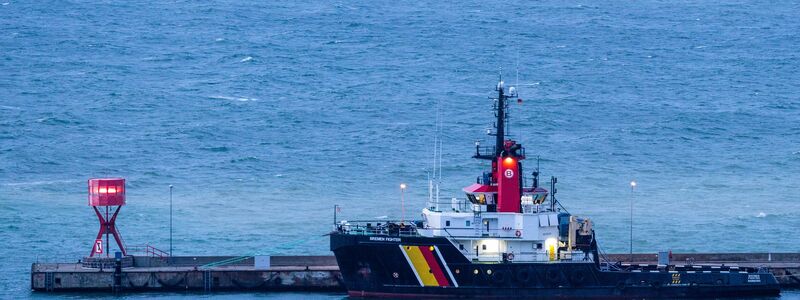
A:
[473, 211, 481, 236]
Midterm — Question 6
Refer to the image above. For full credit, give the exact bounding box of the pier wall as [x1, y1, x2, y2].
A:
[31, 253, 800, 292]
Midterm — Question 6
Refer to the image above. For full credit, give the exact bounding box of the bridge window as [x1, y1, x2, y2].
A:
[445, 220, 450, 227]
[466, 220, 470, 227]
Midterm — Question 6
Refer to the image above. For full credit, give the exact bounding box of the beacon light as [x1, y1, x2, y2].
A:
[400, 183, 407, 189]
[503, 157, 515, 166]
[630, 180, 637, 188]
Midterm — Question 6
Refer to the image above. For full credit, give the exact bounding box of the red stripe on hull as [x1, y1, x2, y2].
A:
[418, 246, 450, 287]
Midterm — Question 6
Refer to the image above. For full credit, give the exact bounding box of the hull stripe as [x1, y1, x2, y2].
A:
[419, 246, 450, 287]
[402, 245, 439, 286]
[398, 245, 423, 286]
[434, 245, 458, 287]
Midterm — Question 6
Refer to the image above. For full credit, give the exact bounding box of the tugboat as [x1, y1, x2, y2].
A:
[330, 79, 781, 298]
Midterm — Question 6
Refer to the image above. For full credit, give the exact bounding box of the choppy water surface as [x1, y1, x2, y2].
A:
[2, 1, 799, 298]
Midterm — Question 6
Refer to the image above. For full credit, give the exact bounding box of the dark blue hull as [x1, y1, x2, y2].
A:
[331, 233, 781, 298]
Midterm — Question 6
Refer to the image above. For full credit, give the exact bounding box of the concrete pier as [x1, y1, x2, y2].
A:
[31, 253, 800, 293]
[31, 255, 342, 292]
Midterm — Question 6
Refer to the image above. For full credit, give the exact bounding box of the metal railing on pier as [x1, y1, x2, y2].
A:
[128, 244, 169, 259]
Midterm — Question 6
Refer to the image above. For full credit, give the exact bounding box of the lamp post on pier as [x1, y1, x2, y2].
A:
[169, 184, 173, 258]
[629, 180, 637, 262]
[400, 183, 407, 224]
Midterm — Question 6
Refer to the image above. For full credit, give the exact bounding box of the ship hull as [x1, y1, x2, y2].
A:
[331, 233, 780, 298]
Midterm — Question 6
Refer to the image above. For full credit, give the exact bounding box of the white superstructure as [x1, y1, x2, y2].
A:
[418, 193, 594, 263]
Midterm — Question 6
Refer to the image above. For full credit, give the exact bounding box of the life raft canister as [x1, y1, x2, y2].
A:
[515, 230, 521, 237]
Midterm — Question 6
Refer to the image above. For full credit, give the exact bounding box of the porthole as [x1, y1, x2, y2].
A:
[487, 269, 493, 275]
[473, 269, 479, 275]
[392, 272, 399, 278]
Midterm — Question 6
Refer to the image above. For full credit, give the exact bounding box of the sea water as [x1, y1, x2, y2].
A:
[1, 1, 798, 298]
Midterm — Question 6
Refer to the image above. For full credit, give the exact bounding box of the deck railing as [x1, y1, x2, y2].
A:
[336, 221, 421, 237]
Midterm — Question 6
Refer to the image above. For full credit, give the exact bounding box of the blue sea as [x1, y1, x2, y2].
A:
[2, 0, 799, 299]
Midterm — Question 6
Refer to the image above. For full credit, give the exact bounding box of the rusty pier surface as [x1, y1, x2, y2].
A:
[605, 252, 800, 287]
[31, 255, 342, 292]
[31, 253, 800, 293]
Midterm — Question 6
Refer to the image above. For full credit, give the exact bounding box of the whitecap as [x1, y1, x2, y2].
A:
[208, 95, 257, 102]
[3, 179, 81, 186]
[240, 56, 252, 62]
[756, 212, 767, 218]
[215, 38, 224, 42]
[0, 105, 20, 110]
[374, 215, 388, 219]
[2, 3, 9, 6]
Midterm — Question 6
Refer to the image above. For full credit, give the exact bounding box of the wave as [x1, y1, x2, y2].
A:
[2, 179, 82, 186]
[240, 56, 253, 62]
[208, 95, 257, 102]
[200, 146, 230, 152]
[229, 156, 259, 163]
[35, 116, 75, 125]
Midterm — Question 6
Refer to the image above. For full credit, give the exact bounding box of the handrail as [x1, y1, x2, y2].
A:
[442, 228, 474, 257]
[128, 244, 169, 258]
[199, 256, 252, 269]
[336, 222, 421, 237]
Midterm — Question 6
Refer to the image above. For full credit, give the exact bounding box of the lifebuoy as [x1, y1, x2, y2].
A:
[515, 230, 521, 237]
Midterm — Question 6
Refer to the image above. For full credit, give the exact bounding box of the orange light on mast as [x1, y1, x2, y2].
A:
[503, 157, 515, 166]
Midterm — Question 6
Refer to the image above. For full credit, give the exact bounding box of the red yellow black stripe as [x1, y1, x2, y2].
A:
[399, 245, 456, 287]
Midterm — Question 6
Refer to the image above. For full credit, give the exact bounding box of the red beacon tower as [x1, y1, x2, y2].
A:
[88, 178, 127, 257]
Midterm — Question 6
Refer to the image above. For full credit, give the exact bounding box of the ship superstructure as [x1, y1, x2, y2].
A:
[419, 80, 595, 265]
[329, 79, 780, 298]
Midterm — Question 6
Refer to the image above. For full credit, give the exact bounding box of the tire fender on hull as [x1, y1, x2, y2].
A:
[516, 267, 534, 286]
[491, 270, 509, 286]
[545, 268, 562, 285]
[569, 269, 586, 286]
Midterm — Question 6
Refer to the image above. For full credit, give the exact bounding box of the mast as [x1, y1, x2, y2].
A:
[495, 81, 506, 157]
[473, 80, 516, 161]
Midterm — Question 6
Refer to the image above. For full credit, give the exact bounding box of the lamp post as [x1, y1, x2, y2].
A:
[400, 183, 407, 224]
[629, 180, 636, 262]
[169, 184, 173, 258]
